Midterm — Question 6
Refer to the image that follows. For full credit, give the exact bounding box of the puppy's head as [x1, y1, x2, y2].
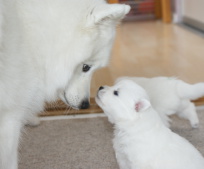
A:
[96, 79, 151, 123]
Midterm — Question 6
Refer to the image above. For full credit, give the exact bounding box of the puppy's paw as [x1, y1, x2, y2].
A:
[190, 116, 199, 129]
[158, 112, 172, 128]
[25, 114, 40, 127]
[191, 123, 199, 129]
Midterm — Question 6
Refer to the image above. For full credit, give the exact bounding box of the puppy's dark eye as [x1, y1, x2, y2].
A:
[113, 90, 118, 96]
[82, 64, 91, 72]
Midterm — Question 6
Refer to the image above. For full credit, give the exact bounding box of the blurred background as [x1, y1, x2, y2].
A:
[91, 0, 204, 97]
[108, 0, 204, 26]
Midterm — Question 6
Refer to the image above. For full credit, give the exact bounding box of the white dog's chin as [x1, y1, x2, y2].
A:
[58, 91, 78, 109]
[64, 101, 79, 110]
[95, 95, 103, 108]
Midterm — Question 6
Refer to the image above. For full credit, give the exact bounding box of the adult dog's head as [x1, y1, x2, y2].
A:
[60, 1, 130, 109]
[56, 0, 131, 109]
[16, 0, 130, 109]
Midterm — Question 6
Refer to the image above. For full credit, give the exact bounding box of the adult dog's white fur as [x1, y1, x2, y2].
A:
[0, 0, 130, 168]
[117, 76, 204, 128]
[96, 79, 204, 169]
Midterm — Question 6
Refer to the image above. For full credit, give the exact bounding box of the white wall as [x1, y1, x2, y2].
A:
[183, 0, 204, 23]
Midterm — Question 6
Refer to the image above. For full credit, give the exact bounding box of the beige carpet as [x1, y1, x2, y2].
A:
[19, 109, 204, 169]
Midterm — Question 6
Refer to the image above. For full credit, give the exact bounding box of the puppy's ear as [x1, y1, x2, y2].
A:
[135, 99, 151, 112]
[87, 4, 130, 27]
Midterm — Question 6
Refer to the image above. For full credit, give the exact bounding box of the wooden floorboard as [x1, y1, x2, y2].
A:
[40, 98, 102, 116]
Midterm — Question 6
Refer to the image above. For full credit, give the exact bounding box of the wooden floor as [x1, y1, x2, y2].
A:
[43, 21, 204, 116]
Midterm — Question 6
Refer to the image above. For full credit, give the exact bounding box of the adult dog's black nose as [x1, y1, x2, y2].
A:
[99, 86, 104, 91]
[80, 100, 90, 109]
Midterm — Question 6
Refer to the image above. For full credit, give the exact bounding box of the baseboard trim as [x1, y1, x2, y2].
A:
[40, 97, 204, 117]
[40, 98, 102, 116]
[182, 16, 204, 33]
[193, 97, 204, 106]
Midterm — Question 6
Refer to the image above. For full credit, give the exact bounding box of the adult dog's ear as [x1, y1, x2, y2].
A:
[87, 4, 130, 26]
[135, 99, 151, 112]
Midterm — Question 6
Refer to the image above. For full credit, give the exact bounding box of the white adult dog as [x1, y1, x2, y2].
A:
[96, 79, 204, 169]
[117, 76, 204, 128]
[0, 0, 130, 168]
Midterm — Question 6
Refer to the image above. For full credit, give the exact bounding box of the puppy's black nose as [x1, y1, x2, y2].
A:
[80, 100, 90, 109]
[99, 86, 104, 91]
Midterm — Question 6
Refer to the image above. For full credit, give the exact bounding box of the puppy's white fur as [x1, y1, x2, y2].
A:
[0, 1, 130, 168]
[96, 79, 204, 169]
[117, 76, 204, 128]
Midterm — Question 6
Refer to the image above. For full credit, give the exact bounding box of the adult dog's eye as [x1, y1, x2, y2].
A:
[113, 90, 118, 96]
[82, 64, 91, 72]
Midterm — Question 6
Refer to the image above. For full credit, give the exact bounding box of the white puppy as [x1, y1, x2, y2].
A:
[116, 77, 204, 128]
[96, 79, 204, 169]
